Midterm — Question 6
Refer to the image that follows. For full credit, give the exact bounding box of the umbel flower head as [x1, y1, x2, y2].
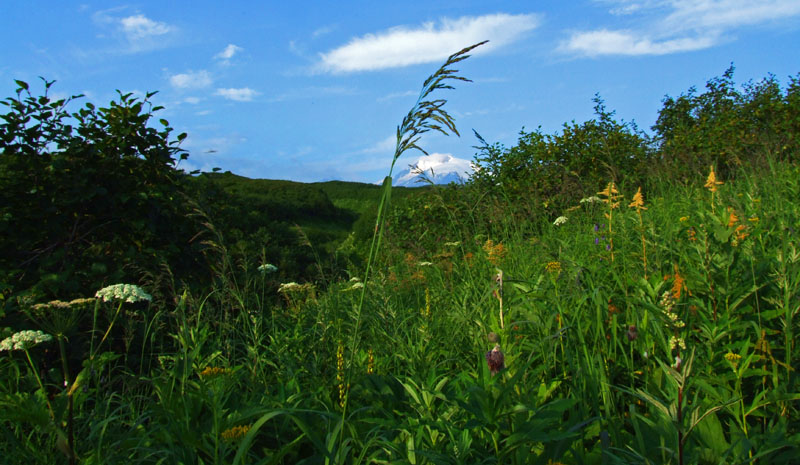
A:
[95, 284, 152, 303]
[0, 330, 53, 351]
[258, 263, 278, 274]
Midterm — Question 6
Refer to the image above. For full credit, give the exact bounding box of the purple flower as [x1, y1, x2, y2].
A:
[595, 237, 599, 245]
[606, 244, 612, 251]
[594, 223, 599, 232]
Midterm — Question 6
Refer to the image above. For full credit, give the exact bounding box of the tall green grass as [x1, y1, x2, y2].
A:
[1, 49, 799, 464]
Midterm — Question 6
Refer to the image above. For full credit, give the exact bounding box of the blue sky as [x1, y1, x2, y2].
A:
[2, 1, 799, 183]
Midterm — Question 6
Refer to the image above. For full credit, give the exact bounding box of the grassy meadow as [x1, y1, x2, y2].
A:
[1, 45, 799, 464]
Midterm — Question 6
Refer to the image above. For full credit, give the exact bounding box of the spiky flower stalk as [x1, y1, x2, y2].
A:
[628, 186, 648, 279]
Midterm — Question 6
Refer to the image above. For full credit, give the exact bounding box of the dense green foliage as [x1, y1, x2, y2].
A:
[1, 62, 799, 464]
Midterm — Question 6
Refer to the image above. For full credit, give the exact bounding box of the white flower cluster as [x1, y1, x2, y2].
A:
[580, 195, 602, 204]
[95, 284, 152, 303]
[278, 282, 301, 294]
[258, 263, 278, 274]
[553, 216, 568, 226]
[0, 330, 53, 351]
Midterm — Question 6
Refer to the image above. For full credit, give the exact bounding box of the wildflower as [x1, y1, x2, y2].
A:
[704, 165, 723, 192]
[687, 227, 697, 242]
[483, 239, 507, 265]
[349, 277, 361, 282]
[628, 187, 647, 211]
[727, 208, 739, 228]
[748, 216, 759, 223]
[221, 424, 251, 442]
[597, 182, 622, 209]
[485, 343, 505, 376]
[367, 348, 375, 374]
[258, 263, 278, 274]
[679, 216, 689, 222]
[199, 366, 232, 379]
[669, 335, 686, 350]
[277, 282, 301, 293]
[95, 284, 152, 303]
[724, 352, 742, 364]
[580, 195, 602, 204]
[553, 216, 568, 226]
[674, 354, 683, 370]
[626, 325, 638, 341]
[336, 342, 347, 408]
[545, 261, 561, 274]
[417, 261, 434, 267]
[0, 330, 53, 351]
[444, 241, 461, 247]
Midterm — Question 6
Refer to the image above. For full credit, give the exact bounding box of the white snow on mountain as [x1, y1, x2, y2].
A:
[392, 153, 475, 186]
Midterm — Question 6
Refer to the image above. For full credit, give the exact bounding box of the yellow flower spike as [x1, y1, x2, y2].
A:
[628, 187, 646, 211]
[221, 424, 252, 442]
[704, 165, 723, 193]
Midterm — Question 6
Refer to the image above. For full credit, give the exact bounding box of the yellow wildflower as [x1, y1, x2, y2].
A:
[221, 424, 251, 442]
[704, 166, 723, 193]
[724, 352, 742, 363]
[628, 187, 646, 211]
[199, 367, 232, 379]
[545, 261, 562, 274]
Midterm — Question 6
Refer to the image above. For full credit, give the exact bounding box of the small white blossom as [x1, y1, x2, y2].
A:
[95, 284, 152, 303]
[258, 263, 278, 274]
[553, 216, 568, 226]
[0, 330, 53, 351]
[580, 195, 602, 204]
[417, 261, 434, 267]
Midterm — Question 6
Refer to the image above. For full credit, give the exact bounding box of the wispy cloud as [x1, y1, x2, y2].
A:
[317, 13, 540, 73]
[91, 9, 176, 53]
[215, 87, 260, 101]
[312, 25, 337, 38]
[214, 44, 243, 64]
[376, 90, 416, 102]
[562, 29, 716, 56]
[562, 0, 800, 57]
[170, 70, 213, 89]
[120, 14, 172, 41]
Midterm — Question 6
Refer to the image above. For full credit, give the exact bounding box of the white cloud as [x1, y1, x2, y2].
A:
[564, 0, 800, 56]
[215, 87, 260, 101]
[318, 13, 539, 73]
[170, 70, 213, 89]
[184, 96, 201, 104]
[562, 29, 716, 56]
[120, 14, 171, 41]
[215, 44, 243, 62]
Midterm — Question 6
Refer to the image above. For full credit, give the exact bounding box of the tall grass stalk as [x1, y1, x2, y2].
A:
[338, 40, 486, 453]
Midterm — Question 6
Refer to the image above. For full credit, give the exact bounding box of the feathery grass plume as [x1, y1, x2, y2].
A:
[598, 181, 622, 261]
[628, 186, 648, 278]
